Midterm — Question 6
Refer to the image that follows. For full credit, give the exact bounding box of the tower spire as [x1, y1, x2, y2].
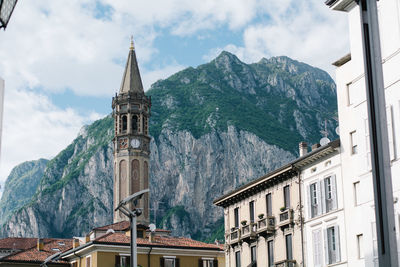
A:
[119, 37, 143, 93]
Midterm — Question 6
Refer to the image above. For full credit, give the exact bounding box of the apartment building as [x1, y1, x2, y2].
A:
[327, 0, 400, 266]
[214, 140, 340, 267]
[301, 144, 346, 267]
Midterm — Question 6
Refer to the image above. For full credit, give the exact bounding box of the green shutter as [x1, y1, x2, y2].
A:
[175, 258, 180, 267]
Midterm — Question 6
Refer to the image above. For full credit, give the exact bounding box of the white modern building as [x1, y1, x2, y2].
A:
[327, 0, 400, 266]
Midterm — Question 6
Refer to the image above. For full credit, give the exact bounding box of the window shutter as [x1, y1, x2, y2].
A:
[160, 258, 164, 267]
[319, 180, 325, 214]
[324, 228, 329, 265]
[213, 259, 218, 267]
[115, 255, 121, 267]
[312, 229, 322, 267]
[175, 258, 180, 267]
[331, 175, 338, 210]
[307, 185, 312, 218]
[199, 259, 203, 267]
[334, 225, 341, 262]
[364, 118, 371, 167]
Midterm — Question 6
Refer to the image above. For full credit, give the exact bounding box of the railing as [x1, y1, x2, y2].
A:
[230, 228, 240, 244]
[274, 259, 296, 267]
[258, 216, 275, 233]
[241, 222, 257, 241]
[279, 209, 293, 227]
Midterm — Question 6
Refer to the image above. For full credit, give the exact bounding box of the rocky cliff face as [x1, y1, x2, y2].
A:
[0, 51, 337, 240]
[0, 159, 48, 225]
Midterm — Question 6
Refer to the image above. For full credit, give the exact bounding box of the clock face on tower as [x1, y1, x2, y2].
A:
[131, 138, 140, 148]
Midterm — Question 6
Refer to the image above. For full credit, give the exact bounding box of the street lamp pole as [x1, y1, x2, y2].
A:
[115, 189, 149, 267]
[357, 0, 399, 266]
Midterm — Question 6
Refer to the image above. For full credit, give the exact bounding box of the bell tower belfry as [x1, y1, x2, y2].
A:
[112, 39, 151, 224]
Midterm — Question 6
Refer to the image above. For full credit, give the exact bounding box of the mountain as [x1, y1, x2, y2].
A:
[0, 159, 48, 225]
[0, 51, 337, 240]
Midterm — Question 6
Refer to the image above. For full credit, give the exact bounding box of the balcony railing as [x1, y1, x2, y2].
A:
[241, 222, 257, 242]
[278, 209, 293, 227]
[274, 259, 296, 267]
[257, 216, 275, 236]
[229, 228, 241, 244]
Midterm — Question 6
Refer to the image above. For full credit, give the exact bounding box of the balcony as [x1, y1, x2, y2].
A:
[257, 215, 275, 237]
[229, 228, 241, 245]
[241, 222, 257, 242]
[278, 208, 294, 228]
[274, 259, 296, 267]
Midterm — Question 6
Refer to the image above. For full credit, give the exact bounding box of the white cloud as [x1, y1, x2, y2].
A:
[203, 0, 349, 77]
[0, 88, 101, 184]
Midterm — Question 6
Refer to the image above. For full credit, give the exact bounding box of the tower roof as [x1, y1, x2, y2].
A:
[119, 39, 144, 93]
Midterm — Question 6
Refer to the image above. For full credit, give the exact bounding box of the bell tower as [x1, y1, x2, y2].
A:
[112, 39, 151, 224]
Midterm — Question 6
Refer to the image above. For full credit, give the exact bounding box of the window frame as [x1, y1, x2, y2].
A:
[235, 251, 241, 267]
[350, 130, 358, 155]
[266, 193, 272, 216]
[285, 233, 293, 260]
[283, 185, 290, 209]
[234, 207, 239, 228]
[267, 240, 274, 267]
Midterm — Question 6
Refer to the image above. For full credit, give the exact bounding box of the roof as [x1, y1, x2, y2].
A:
[332, 53, 351, 67]
[0, 238, 72, 265]
[119, 44, 144, 93]
[93, 220, 131, 231]
[213, 139, 340, 207]
[0, 237, 38, 250]
[95, 232, 222, 250]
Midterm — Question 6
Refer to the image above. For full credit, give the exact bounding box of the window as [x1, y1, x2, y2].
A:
[160, 257, 179, 267]
[235, 251, 241, 267]
[234, 207, 239, 228]
[266, 193, 272, 216]
[312, 229, 323, 267]
[251, 245, 257, 264]
[249, 201, 255, 223]
[283, 185, 290, 209]
[326, 226, 341, 264]
[324, 176, 337, 212]
[357, 234, 364, 259]
[122, 115, 127, 132]
[86, 256, 91, 267]
[285, 234, 293, 260]
[201, 259, 217, 267]
[115, 255, 130, 267]
[132, 115, 138, 133]
[386, 105, 396, 160]
[309, 182, 320, 218]
[350, 131, 358, 155]
[364, 118, 371, 167]
[71, 262, 77, 267]
[354, 181, 360, 206]
[267, 240, 274, 267]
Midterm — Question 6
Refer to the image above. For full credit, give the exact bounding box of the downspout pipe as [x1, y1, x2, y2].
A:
[295, 168, 305, 267]
[147, 246, 153, 267]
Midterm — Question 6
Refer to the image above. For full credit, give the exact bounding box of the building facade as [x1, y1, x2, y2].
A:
[327, 0, 400, 266]
[301, 146, 346, 267]
[112, 41, 151, 224]
[214, 140, 340, 267]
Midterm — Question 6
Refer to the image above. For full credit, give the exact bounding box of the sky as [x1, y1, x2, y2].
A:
[0, 0, 349, 192]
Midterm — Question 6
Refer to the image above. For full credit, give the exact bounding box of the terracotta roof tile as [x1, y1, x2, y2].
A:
[93, 221, 131, 231]
[0, 237, 38, 250]
[1, 238, 73, 264]
[95, 232, 222, 250]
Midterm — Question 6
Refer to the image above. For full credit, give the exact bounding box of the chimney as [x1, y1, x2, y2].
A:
[37, 238, 44, 251]
[311, 143, 321, 151]
[148, 231, 155, 243]
[299, 142, 308, 157]
[73, 239, 80, 249]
